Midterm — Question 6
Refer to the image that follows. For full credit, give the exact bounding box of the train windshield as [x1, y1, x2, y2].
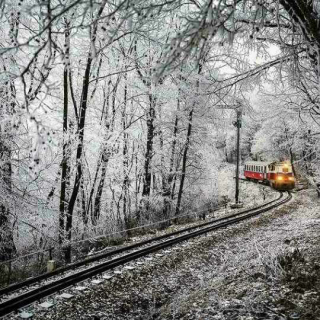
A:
[279, 164, 292, 173]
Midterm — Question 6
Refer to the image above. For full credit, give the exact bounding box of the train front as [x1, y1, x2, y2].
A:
[271, 162, 295, 190]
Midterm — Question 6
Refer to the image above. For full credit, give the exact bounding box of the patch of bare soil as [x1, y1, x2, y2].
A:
[8, 189, 320, 320]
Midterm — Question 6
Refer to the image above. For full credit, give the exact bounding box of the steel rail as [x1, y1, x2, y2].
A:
[0, 192, 291, 318]
[0, 191, 282, 297]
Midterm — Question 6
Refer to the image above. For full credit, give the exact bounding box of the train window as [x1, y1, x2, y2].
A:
[283, 167, 288, 173]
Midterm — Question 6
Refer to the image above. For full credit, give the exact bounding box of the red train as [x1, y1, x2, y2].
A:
[244, 161, 295, 190]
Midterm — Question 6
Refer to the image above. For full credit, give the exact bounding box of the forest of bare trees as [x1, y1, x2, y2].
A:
[1, 0, 320, 267]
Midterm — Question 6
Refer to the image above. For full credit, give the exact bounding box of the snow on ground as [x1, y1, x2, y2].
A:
[7, 185, 320, 320]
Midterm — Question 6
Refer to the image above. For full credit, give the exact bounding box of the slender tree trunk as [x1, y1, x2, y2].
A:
[289, 147, 296, 176]
[86, 83, 111, 220]
[133, 142, 139, 214]
[81, 178, 88, 225]
[92, 78, 119, 224]
[122, 76, 130, 229]
[0, 143, 15, 261]
[163, 98, 180, 219]
[64, 57, 91, 262]
[59, 21, 70, 244]
[64, 1, 107, 262]
[142, 94, 156, 198]
[175, 108, 194, 216]
[92, 154, 109, 224]
[175, 64, 202, 217]
[0, 83, 16, 261]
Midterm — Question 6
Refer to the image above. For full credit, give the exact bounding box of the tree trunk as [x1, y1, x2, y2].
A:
[139, 93, 157, 221]
[175, 108, 194, 216]
[163, 98, 180, 219]
[64, 1, 107, 262]
[0, 82, 16, 261]
[175, 64, 202, 217]
[122, 76, 130, 229]
[59, 21, 70, 244]
[0, 144, 15, 261]
[92, 154, 109, 225]
[92, 77, 119, 225]
[142, 94, 156, 198]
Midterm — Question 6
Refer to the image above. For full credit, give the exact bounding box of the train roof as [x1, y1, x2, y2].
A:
[244, 160, 291, 167]
[244, 161, 271, 166]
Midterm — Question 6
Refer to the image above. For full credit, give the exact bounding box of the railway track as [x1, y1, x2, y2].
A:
[0, 191, 292, 318]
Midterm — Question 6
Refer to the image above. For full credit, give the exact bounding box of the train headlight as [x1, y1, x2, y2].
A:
[288, 177, 295, 181]
[277, 176, 283, 181]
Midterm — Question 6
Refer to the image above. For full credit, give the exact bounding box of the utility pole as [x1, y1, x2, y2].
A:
[217, 102, 243, 208]
[234, 109, 242, 205]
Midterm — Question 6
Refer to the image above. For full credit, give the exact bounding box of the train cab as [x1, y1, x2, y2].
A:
[267, 161, 295, 190]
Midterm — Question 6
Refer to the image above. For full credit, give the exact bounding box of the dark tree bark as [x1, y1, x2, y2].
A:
[133, 40, 159, 218]
[175, 64, 202, 217]
[0, 82, 16, 261]
[64, 54, 90, 262]
[162, 96, 180, 221]
[175, 108, 194, 217]
[81, 178, 88, 226]
[64, 2, 107, 262]
[142, 93, 156, 198]
[122, 75, 130, 229]
[59, 20, 70, 244]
